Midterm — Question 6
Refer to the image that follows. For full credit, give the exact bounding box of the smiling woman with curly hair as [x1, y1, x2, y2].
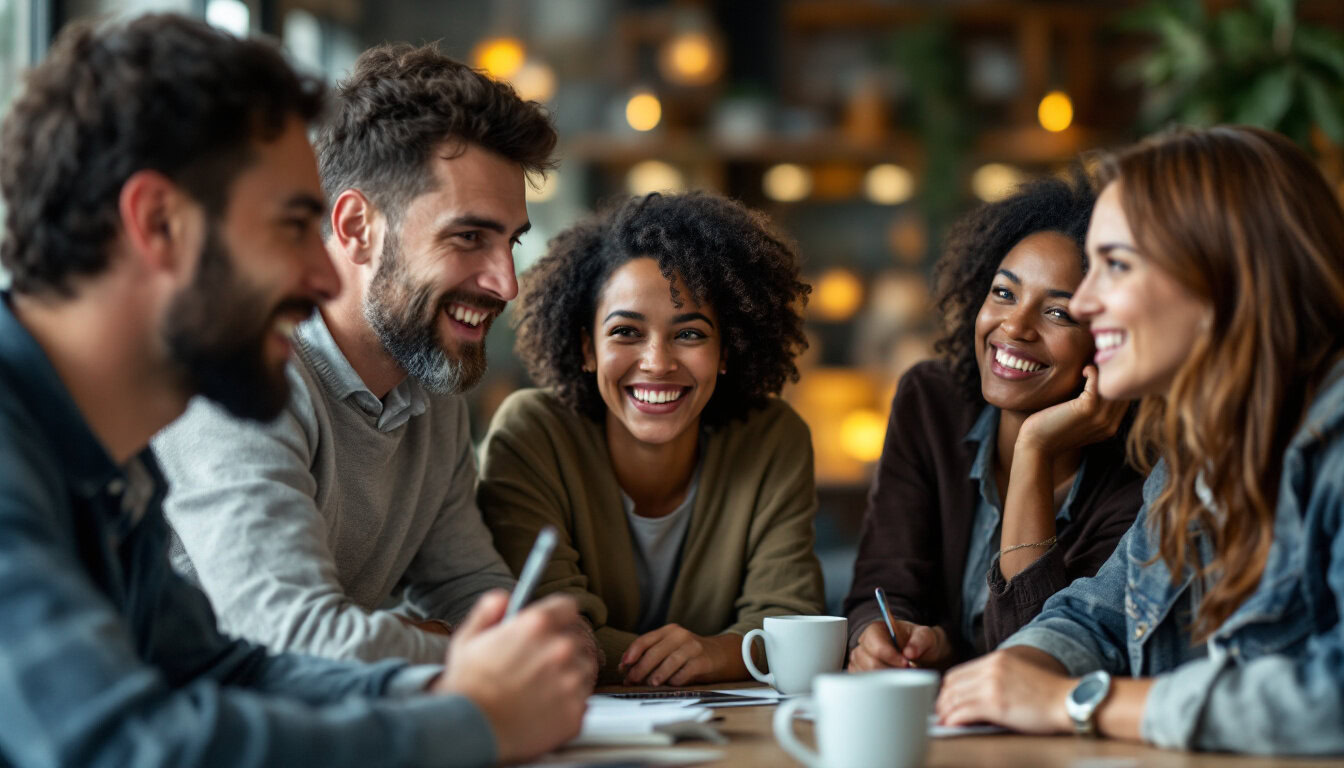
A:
[478, 192, 824, 685]
[844, 170, 1146, 673]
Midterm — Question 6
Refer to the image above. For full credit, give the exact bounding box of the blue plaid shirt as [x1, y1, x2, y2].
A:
[0, 295, 495, 768]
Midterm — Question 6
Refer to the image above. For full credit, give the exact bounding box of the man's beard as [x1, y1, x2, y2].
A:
[162, 224, 312, 421]
[362, 228, 504, 395]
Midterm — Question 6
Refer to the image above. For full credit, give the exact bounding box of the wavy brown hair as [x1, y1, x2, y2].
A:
[1104, 126, 1344, 640]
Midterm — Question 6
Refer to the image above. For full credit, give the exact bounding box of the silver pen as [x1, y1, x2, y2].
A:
[505, 525, 558, 619]
[874, 586, 914, 667]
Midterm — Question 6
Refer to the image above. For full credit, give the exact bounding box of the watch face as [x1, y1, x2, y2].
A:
[1071, 677, 1104, 705]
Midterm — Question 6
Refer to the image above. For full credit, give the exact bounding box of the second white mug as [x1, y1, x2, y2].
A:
[740, 615, 847, 695]
[773, 669, 941, 768]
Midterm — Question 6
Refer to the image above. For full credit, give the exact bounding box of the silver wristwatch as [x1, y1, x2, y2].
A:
[1065, 670, 1112, 736]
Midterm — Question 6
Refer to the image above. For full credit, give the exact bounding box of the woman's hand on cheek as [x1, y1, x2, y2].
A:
[1018, 365, 1128, 458]
[935, 648, 1075, 733]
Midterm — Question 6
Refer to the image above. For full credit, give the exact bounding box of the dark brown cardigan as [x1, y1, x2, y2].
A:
[842, 359, 1145, 665]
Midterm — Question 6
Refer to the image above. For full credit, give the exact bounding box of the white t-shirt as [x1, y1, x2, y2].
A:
[621, 467, 701, 634]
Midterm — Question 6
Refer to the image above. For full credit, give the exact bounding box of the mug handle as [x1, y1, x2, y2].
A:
[773, 697, 821, 768]
[741, 629, 773, 687]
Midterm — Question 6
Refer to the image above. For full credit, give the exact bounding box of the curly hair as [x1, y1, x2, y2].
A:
[932, 169, 1097, 403]
[515, 192, 810, 427]
[0, 14, 324, 296]
[314, 42, 556, 234]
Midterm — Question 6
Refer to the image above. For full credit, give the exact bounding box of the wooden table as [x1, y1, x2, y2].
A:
[546, 683, 1344, 767]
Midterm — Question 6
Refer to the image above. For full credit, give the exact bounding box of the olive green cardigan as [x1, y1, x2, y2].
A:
[477, 388, 825, 682]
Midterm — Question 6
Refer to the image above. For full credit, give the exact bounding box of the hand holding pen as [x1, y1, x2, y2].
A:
[848, 587, 955, 671]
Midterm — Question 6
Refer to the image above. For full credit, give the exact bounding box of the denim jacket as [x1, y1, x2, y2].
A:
[1003, 359, 1344, 754]
[0, 296, 495, 768]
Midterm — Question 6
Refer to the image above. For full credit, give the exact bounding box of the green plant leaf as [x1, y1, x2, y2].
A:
[1294, 26, 1344, 81]
[1180, 96, 1221, 127]
[1302, 72, 1344, 144]
[1215, 10, 1269, 69]
[1124, 48, 1175, 87]
[1139, 83, 1187, 129]
[1234, 65, 1296, 127]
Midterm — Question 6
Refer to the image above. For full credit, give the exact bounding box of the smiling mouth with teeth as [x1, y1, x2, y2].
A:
[993, 345, 1046, 373]
[629, 387, 688, 405]
[447, 303, 490, 328]
[1094, 330, 1125, 351]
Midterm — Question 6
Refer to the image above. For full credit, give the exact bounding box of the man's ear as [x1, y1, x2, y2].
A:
[330, 188, 380, 266]
[118, 169, 200, 279]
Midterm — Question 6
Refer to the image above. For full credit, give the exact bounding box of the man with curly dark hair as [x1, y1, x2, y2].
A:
[151, 39, 599, 734]
[478, 192, 826, 685]
[844, 172, 1145, 672]
[0, 14, 585, 768]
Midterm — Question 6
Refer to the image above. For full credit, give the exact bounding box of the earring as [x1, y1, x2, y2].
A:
[719, 366, 727, 375]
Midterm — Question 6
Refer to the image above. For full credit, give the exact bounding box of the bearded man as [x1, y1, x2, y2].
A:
[153, 42, 597, 673]
[0, 17, 588, 767]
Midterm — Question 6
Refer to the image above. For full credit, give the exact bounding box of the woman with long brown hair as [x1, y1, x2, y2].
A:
[934, 125, 1344, 753]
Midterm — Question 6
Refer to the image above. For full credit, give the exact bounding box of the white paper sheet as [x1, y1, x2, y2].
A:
[571, 697, 718, 746]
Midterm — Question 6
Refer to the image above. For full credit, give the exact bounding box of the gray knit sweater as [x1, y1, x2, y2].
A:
[152, 313, 515, 664]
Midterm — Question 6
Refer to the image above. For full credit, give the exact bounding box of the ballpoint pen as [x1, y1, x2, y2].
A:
[506, 525, 558, 619]
[874, 586, 914, 668]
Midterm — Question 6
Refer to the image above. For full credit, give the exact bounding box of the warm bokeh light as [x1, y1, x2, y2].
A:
[813, 268, 864, 322]
[660, 32, 720, 86]
[864, 164, 915, 205]
[1037, 90, 1074, 133]
[785, 369, 882, 484]
[511, 60, 556, 103]
[763, 163, 812, 202]
[626, 160, 685, 196]
[971, 163, 1027, 202]
[472, 37, 526, 80]
[625, 90, 663, 132]
[840, 408, 887, 463]
[526, 171, 559, 203]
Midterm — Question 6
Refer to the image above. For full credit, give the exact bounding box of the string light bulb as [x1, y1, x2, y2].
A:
[763, 164, 812, 202]
[625, 90, 662, 132]
[473, 37, 526, 80]
[813, 268, 864, 322]
[864, 164, 915, 205]
[1037, 90, 1074, 133]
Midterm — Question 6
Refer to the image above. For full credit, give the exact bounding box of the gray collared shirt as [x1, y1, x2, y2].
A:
[297, 315, 427, 433]
[960, 404, 1084, 650]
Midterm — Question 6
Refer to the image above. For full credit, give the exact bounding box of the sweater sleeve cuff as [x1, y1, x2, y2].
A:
[998, 625, 1106, 677]
[847, 603, 883, 649]
[988, 544, 1069, 606]
[384, 664, 444, 697]
[402, 694, 498, 768]
[1140, 657, 1224, 750]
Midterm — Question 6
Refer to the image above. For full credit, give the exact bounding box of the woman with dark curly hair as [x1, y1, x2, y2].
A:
[478, 192, 824, 685]
[844, 172, 1145, 672]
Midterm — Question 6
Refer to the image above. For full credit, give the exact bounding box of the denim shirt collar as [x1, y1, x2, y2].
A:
[0, 294, 164, 540]
[1126, 358, 1344, 645]
[0, 293, 121, 498]
[294, 311, 427, 433]
[963, 403, 1082, 522]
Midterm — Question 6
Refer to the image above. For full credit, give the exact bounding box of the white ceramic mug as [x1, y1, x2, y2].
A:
[772, 670, 940, 768]
[740, 615, 846, 695]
